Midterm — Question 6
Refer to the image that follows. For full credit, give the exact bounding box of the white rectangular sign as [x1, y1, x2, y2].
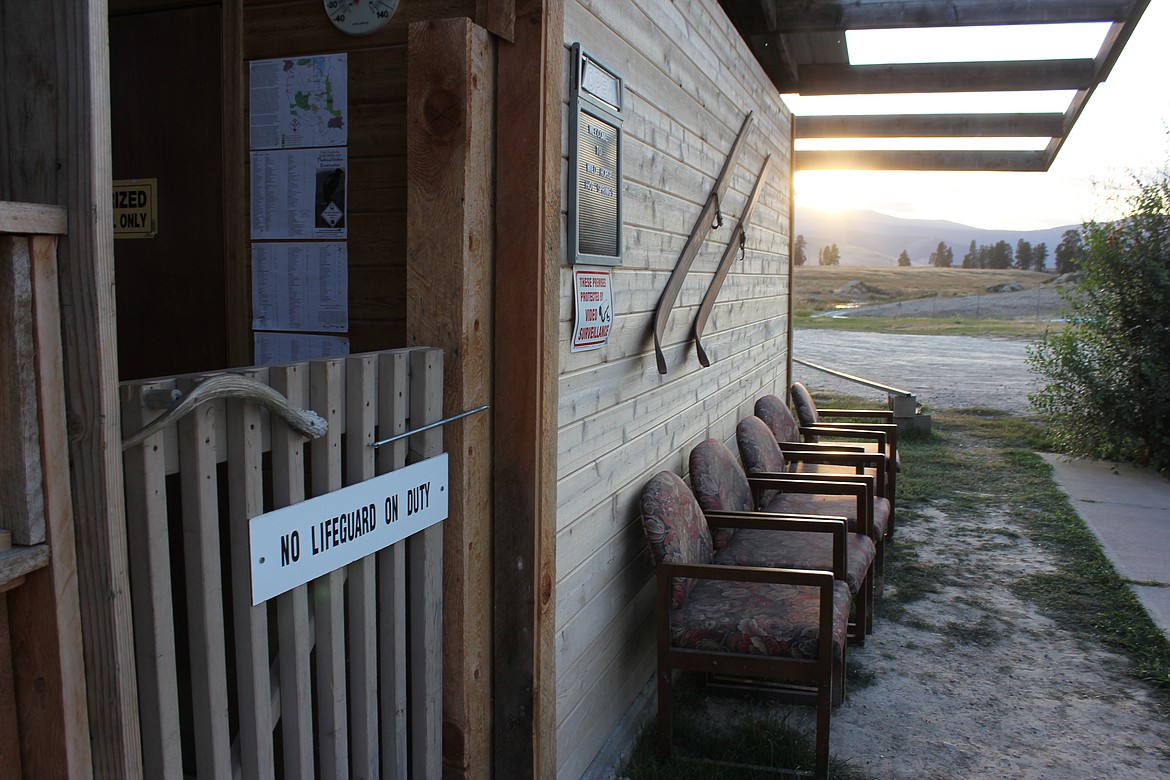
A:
[571, 267, 614, 352]
[250, 453, 448, 604]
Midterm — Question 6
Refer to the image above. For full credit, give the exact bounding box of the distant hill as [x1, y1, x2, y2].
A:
[795, 208, 1079, 268]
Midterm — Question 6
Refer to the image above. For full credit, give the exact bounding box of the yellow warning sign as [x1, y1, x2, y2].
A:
[113, 178, 157, 239]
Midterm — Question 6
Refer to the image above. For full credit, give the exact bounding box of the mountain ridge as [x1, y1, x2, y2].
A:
[795, 208, 1079, 268]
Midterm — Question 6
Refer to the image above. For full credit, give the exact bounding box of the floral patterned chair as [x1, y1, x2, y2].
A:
[755, 394, 892, 507]
[690, 437, 876, 642]
[790, 382, 901, 535]
[640, 470, 849, 779]
[738, 414, 891, 632]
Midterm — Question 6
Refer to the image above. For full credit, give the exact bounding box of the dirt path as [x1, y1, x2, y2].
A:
[785, 330, 1170, 778]
[822, 506, 1170, 779]
[792, 330, 1038, 415]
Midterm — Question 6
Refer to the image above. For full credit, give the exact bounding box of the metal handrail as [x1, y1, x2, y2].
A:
[793, 357, 914, 398]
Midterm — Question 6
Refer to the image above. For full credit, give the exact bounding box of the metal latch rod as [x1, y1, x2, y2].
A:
[372, 404, 490, 448]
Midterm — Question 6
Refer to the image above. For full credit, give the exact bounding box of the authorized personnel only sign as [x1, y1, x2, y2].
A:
[571, 267, 613, 352]
[112, 178, 158, 239]
[249, 453, 448, 604]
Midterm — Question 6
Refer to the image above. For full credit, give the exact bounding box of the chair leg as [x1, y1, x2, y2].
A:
[657, 665, 673, 763]
[816, 666, 833, 779]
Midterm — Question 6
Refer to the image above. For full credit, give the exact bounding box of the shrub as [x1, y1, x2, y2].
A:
[1027, 164, 1170, 474]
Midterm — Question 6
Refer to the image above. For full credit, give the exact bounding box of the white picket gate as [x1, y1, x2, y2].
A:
[119, 347, 445, 780]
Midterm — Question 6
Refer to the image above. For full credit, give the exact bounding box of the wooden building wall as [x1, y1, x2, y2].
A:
[555, 1, 793, 776]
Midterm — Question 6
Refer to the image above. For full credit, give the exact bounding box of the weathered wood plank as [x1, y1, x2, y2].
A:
[376, 351, 410, 779]
[406, 18, 494, 779]
[0, 235, 45, 545]
[408, 348, 444, 780]
[269, 364, 314, 780]
[120, 383, 183, 780]
[227, 372, 276, 779]
[344, 355, 379, 779]
[493, 1, 563, 775]
[0, 202, 68, 235]
[309, 360, 348, 779]
[178, 395, 233, 778]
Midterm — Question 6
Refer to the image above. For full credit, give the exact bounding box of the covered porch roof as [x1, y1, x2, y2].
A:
[719, 0, 1153, 171]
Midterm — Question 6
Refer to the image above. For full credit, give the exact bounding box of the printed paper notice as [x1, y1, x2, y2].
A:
[249, 54, 347, 150]
[251, 148, 347, 240]
[571, 267, 614, 352]
[252, 242, 348, 333]
[254, 332, 350, 366]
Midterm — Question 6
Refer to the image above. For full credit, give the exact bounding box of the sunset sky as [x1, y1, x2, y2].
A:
[788, 1, 1170, 231]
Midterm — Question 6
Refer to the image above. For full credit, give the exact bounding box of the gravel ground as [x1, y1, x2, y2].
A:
[792, 329, 1040, 415]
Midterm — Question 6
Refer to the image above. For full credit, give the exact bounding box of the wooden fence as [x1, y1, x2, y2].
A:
[119, 347, 446, 780]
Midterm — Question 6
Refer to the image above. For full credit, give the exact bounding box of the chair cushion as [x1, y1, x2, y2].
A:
[764, 492, 891, 542]
[671, 577, 850, 662]
[689, 438, 755, 549]
[640, 471, 714, 608]
[714, 528, 876, 596]
[735, 415, 788, 506]
[790, 382, 821, 440]
[755, 394, 800, 443]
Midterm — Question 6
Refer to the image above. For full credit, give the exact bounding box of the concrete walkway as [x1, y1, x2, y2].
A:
[1042, 454, 1170, 640]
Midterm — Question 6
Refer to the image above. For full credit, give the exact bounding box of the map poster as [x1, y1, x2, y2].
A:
[249, 54, 348, 150]
[251, 242, 349, 333]
[571, 267, 614, 352]
[250, 148, 348, 240]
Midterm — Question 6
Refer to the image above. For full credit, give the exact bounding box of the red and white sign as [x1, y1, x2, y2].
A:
[571, 268, 614, 352]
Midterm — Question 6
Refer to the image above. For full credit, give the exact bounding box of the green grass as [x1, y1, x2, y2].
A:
[619, 675, 870, 780]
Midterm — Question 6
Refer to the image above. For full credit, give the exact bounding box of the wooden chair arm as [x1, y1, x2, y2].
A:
[745, 475, 873, 539]
[703, 510, 847, 575]
[777, 440, 865, 454]
[658, 561, 836, 588]
[817, 408, 894, 422]
[780, 450, 888, 496]
[801, 426, 890, 454]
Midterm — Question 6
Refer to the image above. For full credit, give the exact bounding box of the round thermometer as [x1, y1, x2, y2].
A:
[324, 0, 399, 36]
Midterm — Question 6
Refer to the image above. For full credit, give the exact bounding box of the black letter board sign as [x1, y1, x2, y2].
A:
[568, 44, 623, 266]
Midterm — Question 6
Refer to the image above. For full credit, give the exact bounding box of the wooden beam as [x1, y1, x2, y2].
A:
[222, 0, 251, 367]
[745, 0, 1132, 32]
[795, 149, 1049, 171]
[785, 59, 1097, 94]
[492, 0, 561, 776]
[1, 2, 143, 775]
[406, 17, 496, 780]
[796, 113, 1065, 138]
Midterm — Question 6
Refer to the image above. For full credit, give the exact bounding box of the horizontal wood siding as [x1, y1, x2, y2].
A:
[556, 0, 792, 776]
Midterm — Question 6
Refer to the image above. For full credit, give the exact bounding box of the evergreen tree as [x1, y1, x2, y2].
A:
[794, 234, 808, 267]
[1015, 239, 1034, 271]
[988, 240, 1013, 269]
[962, 239, 978, 268]
[929, 240, 953, 268]
[818, 243, 840, 266]
[1033, 242, 1049, 272]
[1054, 229, 1085, 274]
[897, 249, 911, 267]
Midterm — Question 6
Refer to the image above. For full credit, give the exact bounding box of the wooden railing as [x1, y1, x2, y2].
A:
[119, 347, 445, 779]
[1, 201, 90, 777]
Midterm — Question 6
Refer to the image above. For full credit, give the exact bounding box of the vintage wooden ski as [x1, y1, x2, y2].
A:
[692, 154, 772, 367]
[651, 111, 754, 374]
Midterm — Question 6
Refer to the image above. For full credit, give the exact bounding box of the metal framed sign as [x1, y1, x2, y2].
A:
[568, 44, 623, 266]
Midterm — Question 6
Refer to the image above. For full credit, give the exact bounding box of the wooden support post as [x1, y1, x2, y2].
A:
[1, 1, 142, 773]
[406, 18, 495, 780]
[493, 0, 562, 776]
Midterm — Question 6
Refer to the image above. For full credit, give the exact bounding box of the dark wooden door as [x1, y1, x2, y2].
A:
[111, 4, 227, 380]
